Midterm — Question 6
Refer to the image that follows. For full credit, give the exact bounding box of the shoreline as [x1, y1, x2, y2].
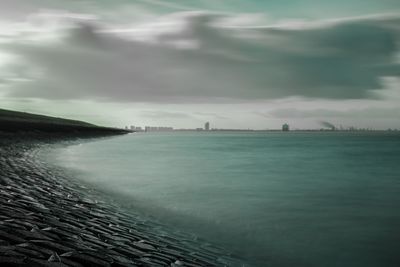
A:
[0, 133, 244, 266]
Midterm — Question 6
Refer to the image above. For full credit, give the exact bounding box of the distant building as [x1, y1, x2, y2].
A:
[282, 123, 289, 131]
[144, 126, 173, 132]
[129, 125, 144, 132]
[205, 122, 210, 131]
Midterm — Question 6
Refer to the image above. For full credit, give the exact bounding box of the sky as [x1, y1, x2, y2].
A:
[0, 0, 400, 130]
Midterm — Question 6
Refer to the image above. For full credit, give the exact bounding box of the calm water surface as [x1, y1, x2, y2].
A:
[50, 132, 400, 267]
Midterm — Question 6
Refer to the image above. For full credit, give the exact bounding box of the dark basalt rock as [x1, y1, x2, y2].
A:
[25, 258, 70, 267]
[58, 256, 85, 267]
[60, 251, 111, 267]
[48, 252, 61, 262]
[111, 246, 145, 259]
[16, 242, 55, 256]
[14, 246, 47, 259]
[29, 240, 75, 254]
[0, 229, 26, 244]
[0, 256, 27, 266]
[132, 241, 157, 252]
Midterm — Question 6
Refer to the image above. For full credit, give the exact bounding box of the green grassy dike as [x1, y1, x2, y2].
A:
[0, 108, 131, 135]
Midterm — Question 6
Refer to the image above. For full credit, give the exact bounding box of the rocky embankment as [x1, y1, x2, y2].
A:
[0, 108, 131, 135]
[0, 135, 244, 267]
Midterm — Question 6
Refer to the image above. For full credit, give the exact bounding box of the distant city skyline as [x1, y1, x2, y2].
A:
[123, 121, 396, 132]
[0, 1, 399, 129]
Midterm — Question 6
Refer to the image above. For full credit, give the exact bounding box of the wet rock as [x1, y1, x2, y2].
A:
[79, 198, 98, 205]
[0, 229, 26, 244]
[16, 242, 55, 256]
[15, 246, 46, 259]
[61, 251, 111, 267]
[171, 260, 184, 266]
[0, 220, 28, 230]
[133, 241, 156, 252]
[60, 251, 74, 257]
[48, 252, 61, 262]
[26, 258, 70, 267]
[59, 257, 85, 267]
[150, 251, 178, 262]
[138, 256, 169, 266]
[108, 254, 134, 265]
[111, 246, 144, 259]
[30, 240, 75, 254]
[0, 245, 14, 254]
[0, 240, 9, 246]
[12, 228, 52, 241]
[0, 256, 27, 266]
[142, 253, 172, 265]
[77, 249, 114, 263]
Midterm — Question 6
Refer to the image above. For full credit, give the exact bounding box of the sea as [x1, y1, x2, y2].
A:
[47, 131, 400, 267]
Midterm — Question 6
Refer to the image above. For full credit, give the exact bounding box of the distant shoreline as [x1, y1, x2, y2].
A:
[140, 129, 400, 133]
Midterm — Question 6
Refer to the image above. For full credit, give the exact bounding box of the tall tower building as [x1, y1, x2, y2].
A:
[205, 122, 210, 131]
[282, 123, 289, 131]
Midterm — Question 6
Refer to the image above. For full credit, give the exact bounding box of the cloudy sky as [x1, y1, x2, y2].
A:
[0, 0, 399, 129]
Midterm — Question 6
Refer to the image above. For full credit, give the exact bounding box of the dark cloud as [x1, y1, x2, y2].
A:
[266, 107, 400, 119]
[140, 110, 194, 119]
[2, 13, 400, 102]
[194, 112, 229, 120]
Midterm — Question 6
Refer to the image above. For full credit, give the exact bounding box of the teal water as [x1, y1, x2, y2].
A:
[51, 132, 400, 267]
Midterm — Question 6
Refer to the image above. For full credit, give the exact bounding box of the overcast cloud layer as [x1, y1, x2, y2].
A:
[0, 0, 400, 129]
[1, 12, 400, 103]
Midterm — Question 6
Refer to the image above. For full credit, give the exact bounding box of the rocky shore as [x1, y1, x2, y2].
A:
[0, 133, 244, 267]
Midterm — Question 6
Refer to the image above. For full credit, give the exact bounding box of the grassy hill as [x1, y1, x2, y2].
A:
[0, 108, 130, 135]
